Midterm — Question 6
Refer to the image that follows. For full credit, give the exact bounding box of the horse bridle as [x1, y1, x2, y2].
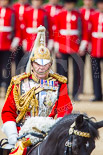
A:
[64, 122, 91, 155]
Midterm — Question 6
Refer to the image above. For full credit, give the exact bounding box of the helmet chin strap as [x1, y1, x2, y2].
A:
[32, 66, 52, 75]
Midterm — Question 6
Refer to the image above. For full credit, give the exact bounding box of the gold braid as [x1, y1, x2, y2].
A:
[5, 77, 15, 102]
[15, 73, 67, 123]
[15, 87, 37, 123]
[5, 72, 67, 123]
[11, 73, 39, 123]
[4, 72, 38, 123]
[49, 73, 67, 83]
[5, 73, 31, 102]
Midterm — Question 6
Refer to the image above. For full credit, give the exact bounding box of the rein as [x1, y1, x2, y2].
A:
[27, 142, 42, 155]
[64, 122, 91, 155]
[18, 127, 48, 140]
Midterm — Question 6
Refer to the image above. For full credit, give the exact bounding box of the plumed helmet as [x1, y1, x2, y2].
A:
[26, 26, 52, 73]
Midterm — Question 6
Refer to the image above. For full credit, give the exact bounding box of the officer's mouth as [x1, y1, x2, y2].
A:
[33, 67, 51, 75]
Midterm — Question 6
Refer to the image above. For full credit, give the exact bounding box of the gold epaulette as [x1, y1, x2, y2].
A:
[49, 73, 67, 84]
[12, 72, 31, 84]
[5, 73, 31, 101]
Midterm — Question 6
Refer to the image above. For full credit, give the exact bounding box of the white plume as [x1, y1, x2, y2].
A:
[26, 26, 46, 73]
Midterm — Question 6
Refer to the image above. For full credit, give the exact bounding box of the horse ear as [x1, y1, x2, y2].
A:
[95, 121, 103, 129]
[75, 115, 84, 128]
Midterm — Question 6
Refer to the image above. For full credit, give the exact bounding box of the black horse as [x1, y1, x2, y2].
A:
[28, 113, 103, 155]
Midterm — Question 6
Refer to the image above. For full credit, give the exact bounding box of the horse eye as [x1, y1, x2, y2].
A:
[86, 141, 89, 148]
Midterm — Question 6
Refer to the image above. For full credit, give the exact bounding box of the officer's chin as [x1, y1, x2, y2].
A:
[37, 73, 48, 80]
[33, 70, 49, 79]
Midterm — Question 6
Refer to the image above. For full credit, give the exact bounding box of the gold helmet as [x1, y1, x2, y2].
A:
[26, 26, 52, 73]
[31, 45, 52, 65]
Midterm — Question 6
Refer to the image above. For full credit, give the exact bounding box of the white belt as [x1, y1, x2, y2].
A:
[60, 29, 79, 36]
[0, 26, 13, 32]
[92, 32, 103, 38]
[26, 27, 37, 34]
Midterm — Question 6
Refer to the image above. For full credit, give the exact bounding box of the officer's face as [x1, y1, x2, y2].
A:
[49, 0, 59, 5]
[83, 0, 94, 8]
[0, 0, 9, 7]
[97, 2, 103, 12]
[64, 2, 76, 10]
[32, 62, 52, 79]
[31, 0, 43, 8]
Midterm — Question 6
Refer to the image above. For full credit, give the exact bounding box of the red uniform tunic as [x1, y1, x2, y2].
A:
[12, 2, 30, 46]
[0, 6, 20, 51]
[1, 74, 73, 125]
[79, 7, 95, 43]
[55, 8, 82, 54]
[22, 7, 49, 52]
[85, 11, 103, 58]
[43, 3, 63, 41]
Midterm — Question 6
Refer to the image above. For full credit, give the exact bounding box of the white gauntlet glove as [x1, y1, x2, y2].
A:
[47, 39, 54, 51]
[2, 121, 18, 145]
[79, 40, 88, 52]
[54, 42, 59, 53]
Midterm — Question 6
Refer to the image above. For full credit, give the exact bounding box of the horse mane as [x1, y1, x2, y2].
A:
[48, 113, 99, 140]
[82, 115, 99, 139]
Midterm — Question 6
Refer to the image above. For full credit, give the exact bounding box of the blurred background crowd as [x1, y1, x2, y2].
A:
[0, 0, 103, 102]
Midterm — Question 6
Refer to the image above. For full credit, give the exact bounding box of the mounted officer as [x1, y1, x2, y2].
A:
[1, 26, 73, 149]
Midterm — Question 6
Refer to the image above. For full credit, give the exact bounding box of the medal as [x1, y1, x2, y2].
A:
[40, 80, 58, 90]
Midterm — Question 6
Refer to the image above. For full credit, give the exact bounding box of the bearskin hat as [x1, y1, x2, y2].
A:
[63, 0, 78, 3]
[95, 0, 103, 3]
[8, 0, 13, 4]
[29, 0, 44, 3]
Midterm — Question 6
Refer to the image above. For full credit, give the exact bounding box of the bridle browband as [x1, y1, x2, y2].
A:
[64, 122, 91, 155]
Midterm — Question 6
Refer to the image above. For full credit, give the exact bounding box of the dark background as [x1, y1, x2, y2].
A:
[14, 0, 83, 6]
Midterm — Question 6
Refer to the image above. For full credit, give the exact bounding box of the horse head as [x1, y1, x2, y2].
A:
[62, 114, 103, 155]
[28, 114, 103, 155]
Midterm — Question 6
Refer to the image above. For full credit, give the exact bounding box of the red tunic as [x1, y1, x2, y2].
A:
[1, 75, 73, 125]
[12, 2, 30, 46]
[43, 3, 63, 41]
[55, 8, 82, 54]
[0, 6, 20, 51]
[22, 7, 49, 52]
[84, 11, 103, 58]
[79, 7, 95, 42]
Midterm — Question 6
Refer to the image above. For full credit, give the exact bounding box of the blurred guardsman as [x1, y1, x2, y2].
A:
[43, 0, 63, 51]
[79, 0, 95, 94]
[1, 26, 73, 149]
[22, 0, 48, 53]
[12, 0, 30, 70]
[87, 0, 103, 101]
[79, 0, 95, 55]
[0, 0, 20, 92]
[54, 0, 82, 101]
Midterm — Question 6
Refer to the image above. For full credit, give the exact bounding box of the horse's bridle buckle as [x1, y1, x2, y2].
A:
[65, 140, 72, 148]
